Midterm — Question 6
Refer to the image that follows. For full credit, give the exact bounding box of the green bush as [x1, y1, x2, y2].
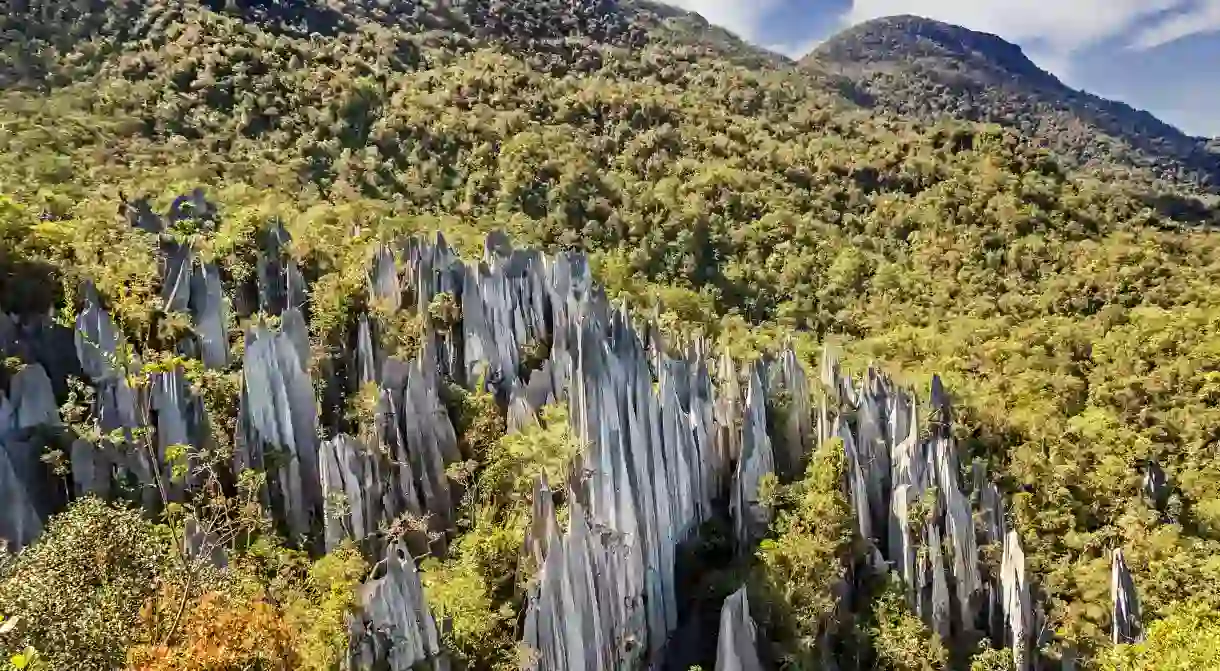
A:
[422, 403, 581, 669]
[869, 576, 948, 670]
[1096, 600, 1220, 671]
[969, 646, 1015, 671]
[0, 498, 168, 671]
[752, 438, 853, 668]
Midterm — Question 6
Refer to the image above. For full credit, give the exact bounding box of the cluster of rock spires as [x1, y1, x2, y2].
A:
[0, 190, 1150, 669]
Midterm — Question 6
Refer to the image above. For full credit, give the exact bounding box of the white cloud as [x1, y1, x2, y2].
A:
[764, 36, 825, 58]
[659, 0, 1220, 63]
[659, 1, 822, 57]
[1129, 0, 1220, 49]
[845, 1, 1179, 53]
[659, 0, 787, 44]
[844, 0, 1220, 54]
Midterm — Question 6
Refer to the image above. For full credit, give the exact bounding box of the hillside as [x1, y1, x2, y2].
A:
[2, 1, 1220, 669]
[808, 15, 1220, 202]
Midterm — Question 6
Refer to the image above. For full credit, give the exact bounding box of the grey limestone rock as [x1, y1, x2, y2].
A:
[74, 283, 121, 383]
[150, 366, 206, 500]
[256, 222, 307, 316]
[319, 434, 378, 551]
[184, 515, 229, 568]
[521, 499, 633, 671]
[124, 196, 164, 234]
[240, 324, 323, 545]
[370, 244, 402, 312]
[715, 587, 764, 671]
[168, 188, 218, 229]
[394, 351, 462, 542]
[9, 210, 1111, 671]
[350, 541, 445, 671]
[767, 347, 814, 482]
[9, 363, 59, 431]
[403, 234, 466, 381]
[973, 461, 1009, 645]
[1001, 530, 1031, 671]
[1111, 548, 1143, 644]
[161, 239, 193, 315]
[715, 353, 743, 470]
[70, 438, 110, 498]
[1142, 461, 1170, 512]
[730, 365, 775, 551]
[0, 443, 43, 549]
[189, 260, 230, 370]
[933, 435, 980, 636]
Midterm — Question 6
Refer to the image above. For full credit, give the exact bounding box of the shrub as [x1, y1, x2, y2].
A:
[443, 379, 506, 463]
[125, 540, 367, 671]
[1096, 600, 1220, 671]
[752, 439, 853, 667]
[0, 498, 167, 671]
[125, 589, 297, 671]
[421, 403, 581, 669]
[282, 542, 368, 671]
[870, 576, 948, 670]
[969, 646, 1015, 671]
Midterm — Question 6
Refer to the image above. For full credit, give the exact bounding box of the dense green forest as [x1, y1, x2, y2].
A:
[2, 0, 1220, 668]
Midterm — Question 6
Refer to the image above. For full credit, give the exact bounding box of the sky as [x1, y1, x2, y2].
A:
[661, 0, 1220, 137]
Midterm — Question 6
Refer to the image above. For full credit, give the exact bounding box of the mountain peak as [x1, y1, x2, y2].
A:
[808, 15, 1220, 194]
[811, 15, 1060, 86]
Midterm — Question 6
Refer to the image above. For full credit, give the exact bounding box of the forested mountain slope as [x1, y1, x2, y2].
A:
[808, 15, 1220, 202]
[1, 0, 1219, 669]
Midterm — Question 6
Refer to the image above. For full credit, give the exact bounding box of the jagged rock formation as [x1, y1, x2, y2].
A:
[715, 587, 763, 671]
[812, 352, 1036, 670]
[0, 190, 1150, 670]
[1111, 549, 1143, 645]
[518, 269, 724, 668]
[349, 540, 446, 671]
[730, 365, 776, 551]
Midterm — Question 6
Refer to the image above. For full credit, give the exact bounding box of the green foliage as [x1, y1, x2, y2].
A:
[752, 438, 854, 668]
[422, 403, 582, 669]
[372, 299, 424, 362]
[443, 379, 506, 463]
[182, 367, 242, 458]
[427, 292, 461, 330]
[282, 542, 369, 671]
[1096, 600, 1220, 670]
[808, 16, 1220, 201]
[0, 0, 1218, 662]
[420, 546, 517, 671]
[479, 405, 581, 507]
[0, 498, 168, 671]
[969, 646, 1015, 671]
[345, 381, 381, 434]
[869, 577, 948, 670]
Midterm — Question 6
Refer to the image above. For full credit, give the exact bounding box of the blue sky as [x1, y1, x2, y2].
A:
[662, 0, 1220, 137]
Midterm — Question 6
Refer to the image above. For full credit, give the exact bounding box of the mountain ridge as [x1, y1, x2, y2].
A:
[805, 14, 1220, 198]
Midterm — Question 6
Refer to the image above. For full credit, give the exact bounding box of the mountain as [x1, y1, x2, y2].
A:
[2, 1, 1220, 670]
[807, 15, 1220, 199]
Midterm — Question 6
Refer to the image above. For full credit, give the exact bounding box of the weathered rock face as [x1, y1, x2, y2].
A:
[715, 588, 763, 671]
[1002, 530, 1032, 671]
[238, 319, 324, 549]
[0, 191, 1147, 671]
[349, 541, 446, 671]
[812, 353, 1096, 671]
[730, 365, 776, 551]
[1111, 549, 1143, 645]
[519, 269, 727, 668]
